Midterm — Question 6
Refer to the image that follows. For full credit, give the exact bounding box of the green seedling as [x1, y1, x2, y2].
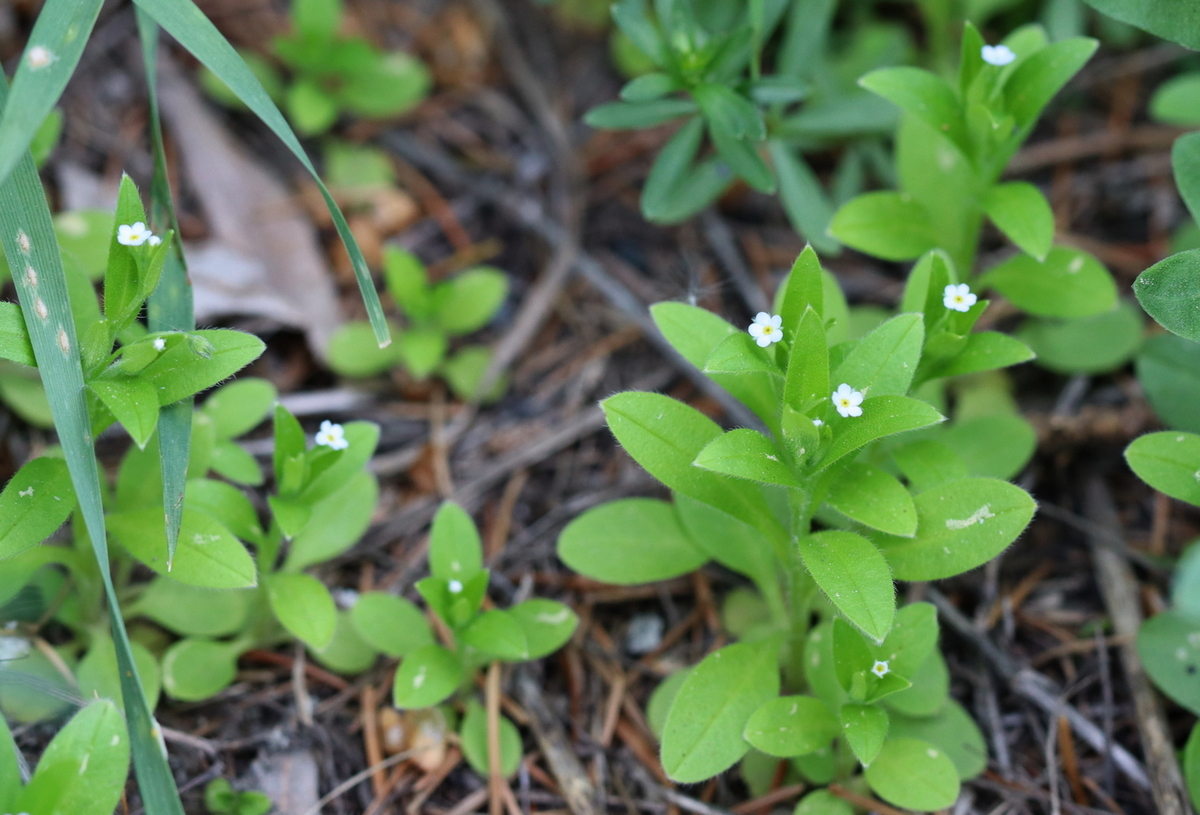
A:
[828, 23, 1147, 376]
[557, 247, 1034, 811]
[0, 700, 130, 815]
[205, 778, 272, 815]
[328, 246, 509, 400]
[583, 0, 911, 250]
[356, 501, 579, 777]
[200, 0, 430, 136]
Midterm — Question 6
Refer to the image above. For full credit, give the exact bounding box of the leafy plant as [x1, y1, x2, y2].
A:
[557, 247, 1035, 810]
[328, 246, 510, 400]
[827, 23, 1145, 376]
[204, 778, 272, 815]
[0, 700, 131, 815]
[364, 501, 579, 776]
[583, 0, 909, 249]
[199, 0, 431, 136]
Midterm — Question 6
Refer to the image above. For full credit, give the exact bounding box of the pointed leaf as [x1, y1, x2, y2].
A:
[798, 531, 894, 642]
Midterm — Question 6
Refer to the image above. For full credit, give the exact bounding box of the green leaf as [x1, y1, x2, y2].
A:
[702, 333, 785, 425]
[641, 116, 730, 223]
[1174, 133, 1200, 223]
[940, 414, 1036, 480]
[557, 498, 707, 584]
[136, 329, 266, 405]
[694, 428, 800, 487]
[602, 392, 783, 540]
[859, 67, 967, 156]
[435, 267, 508, 335]
[508, 599, 579, 659]
[266, 572, 337, 649]
[874, 602, 939, 678]
[651, 302, 738, 369]
[200, 378, 277, 439]
[793, 790, 853, 815]
[1126, 431, 1200, 506]
[875, 477, 1037, 581]
[0, 456, 75, 560]
[743, 695, 838, 758]
[983, 247, 1115, 318]
[284, 470, 379, 570]
[926, 331, 1035, 379]
[1150, 74, 1200, 126]
[693, 83, 766, 141]
[828, 192, 937, 261]
[1137, 610, 1200, 716]
[292, 0, 342, 37]
[893, 439, 970, 491]
[76, 636, 162, 712]
[1133, 249, 1200, 341]
[832, 313, 924, 398]
[161, 638, 240, 701]
[396, 327, 447, 379]
[799, 531, 894, 642]
[335, 52, 429, 118]
[768, 143, 839, 254]
[89, 375, 160, 449]
[825, 463, 917, 537]
[1172, 542, 1200, 614]
[888, 700, 987, 780]
[12, 700, 129, 815]
[675, 494, 778, 590]
[459, 699, 523, 778]
[661, 637, 781, 783]
[1002, 37, 1098, 130]
[778, 246, 825, 331]
[350, 591, 433, 657]
[310, 609, 377, 674]
[428, 501, 483, 581]
[460, 609, 529, 661]
[1017, 301, 1143, 374]
[865, 738, 960, 811]
[1186, 723, 1200, 813]
[818, 395, 945, 470]
[133, 0, 390, 347]
[983, 182, 1053, 260]
[1080, 0, 1200, 49]
[1137, 333, 1200, 434]
[0, 301, 34, 366]
[647, 670, 690, 739]
[328, 321, 399, 375]
[393, 644, 463, 709]
[784, 307, 830, 412]
[612, 0, 666, 65]
[109, 507, 257, 588]
[585, 98, 697, 129]
[841, 704, 888, 766]
[708, 121, 775, 193]
[130, 577, 250, 638]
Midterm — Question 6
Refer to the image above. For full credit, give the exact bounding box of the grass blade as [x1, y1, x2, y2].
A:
[132, 0, 392, 348]
[0, 0, 104, 187]
[137, 11, 192, 566]
[0, 78, 185, 814]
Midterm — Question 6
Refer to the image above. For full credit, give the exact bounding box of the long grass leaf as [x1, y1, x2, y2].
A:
[137, 11, 192, 566]
[0, 78, 185, 815]
[132, 0, 392, 348]
[0, 0, 103, 187]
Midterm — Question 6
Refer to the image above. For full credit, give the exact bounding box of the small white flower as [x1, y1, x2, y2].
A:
[943, 283, 978, 313]
[117, 222, 152, 246]
[314, 420, 349, 450]
[871, 660, 890, 678]
[747, 312, 784, 348]
[981, 44, 1016, 66]
[811, 418, 823, 427]
[148, 235, 162, 246]
[448, 579, 463, 594]
[26, 45, 54, 70]
[832, 383, 864, 418]
[153, 337, 166, 352]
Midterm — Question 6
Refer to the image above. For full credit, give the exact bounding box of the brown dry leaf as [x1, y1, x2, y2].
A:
[156, 58, 342, 358]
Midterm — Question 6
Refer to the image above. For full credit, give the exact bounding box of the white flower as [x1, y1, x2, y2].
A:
[871, 660, 890, 678]
[747, 312, 784, 348]
[314, 420, 349, 450]
[153, 337, 166, 352]
[943, 283, 977, 313]
[148, 235, 162, 246]
[26, 45, 54, 70]
[981, 44, 1016, 66]
[448, 579, 463, 594]
[117, 222, 152, 246]
[832, 383, 864, 418]
[812, 418, 823, 427]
